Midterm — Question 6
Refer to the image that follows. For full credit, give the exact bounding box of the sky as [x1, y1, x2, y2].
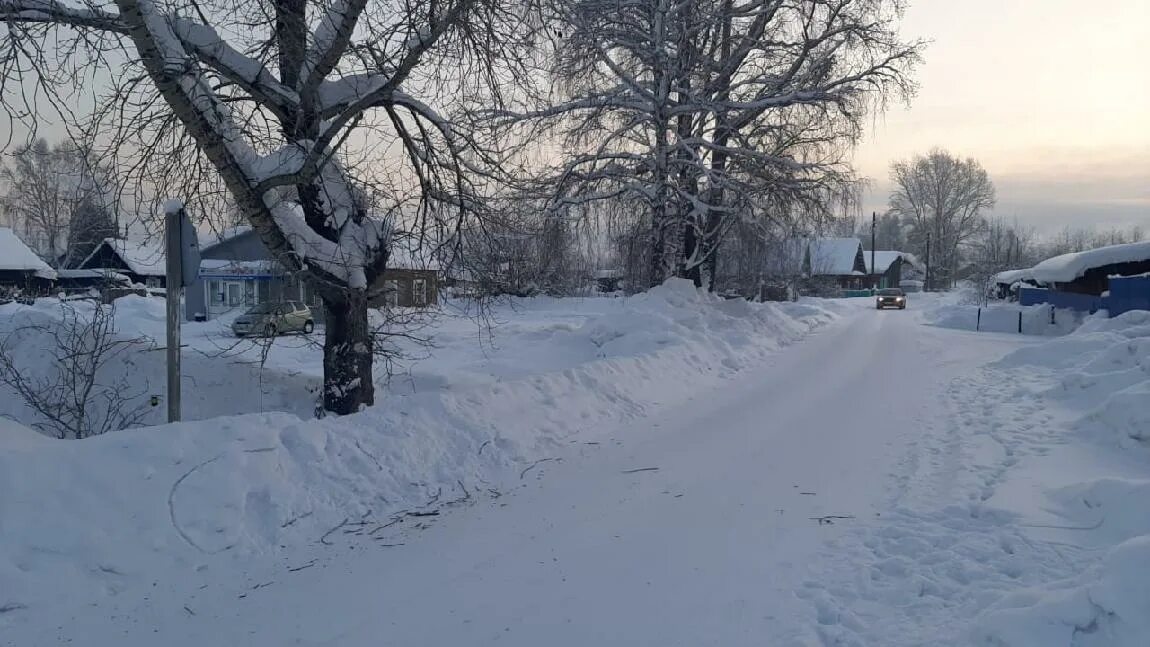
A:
[852, 0, 1150, 234]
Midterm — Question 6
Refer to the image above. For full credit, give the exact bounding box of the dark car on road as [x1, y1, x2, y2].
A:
[876, 288, 907, 310]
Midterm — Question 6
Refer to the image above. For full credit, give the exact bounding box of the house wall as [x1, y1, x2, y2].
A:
[188, 230, 437, 321]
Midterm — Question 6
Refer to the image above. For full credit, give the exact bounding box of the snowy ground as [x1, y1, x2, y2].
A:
[2, 287, 1147, 646]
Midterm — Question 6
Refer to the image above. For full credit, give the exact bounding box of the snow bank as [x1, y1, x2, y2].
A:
[976, 535, 1150, 647]
[972, 305, 1150, 645]
[923, 301, 1082, 336]
[1030, 240, 1150, 284]
[0, 280, 843, 630]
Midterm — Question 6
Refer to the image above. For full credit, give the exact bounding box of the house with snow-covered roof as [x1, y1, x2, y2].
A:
[186, 226, 440, 322]
[1030, 240, 1150, 295]
[803, 237, 868, 290]
[0, 227, 57, 296]
[77, 237, 167, 288]
[864, 251, 922, 290]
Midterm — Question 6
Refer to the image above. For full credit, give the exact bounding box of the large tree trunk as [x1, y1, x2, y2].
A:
[322, 291, 375, 414]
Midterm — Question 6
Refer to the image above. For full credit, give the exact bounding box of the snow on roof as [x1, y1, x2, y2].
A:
[56, 269, 131, 283]
[865, 251, 906, 275]
[87, 238, 167, 276]
[0, 228, 57, 280]
[198, 259, 280, 276]
[993, 268, 1034, 284]
[199, 225, 253, 249]
[1031, 240, 1150, 284]
[808, 238, 863, 276]
[595, 269, 622, 279]
[388, 237, 441, 271]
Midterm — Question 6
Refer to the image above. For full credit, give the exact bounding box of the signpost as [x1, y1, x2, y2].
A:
[164, 202, 200, 423]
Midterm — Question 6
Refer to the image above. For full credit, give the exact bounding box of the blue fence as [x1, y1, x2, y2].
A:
[1108, 276, 1150, 316]
[1019, 275, 1150, 317]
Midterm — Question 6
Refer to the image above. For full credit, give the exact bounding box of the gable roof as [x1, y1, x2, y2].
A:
[864, 251, 923, 274]
[199, 225, 253, 250]
[808, 237, 865, 276]
[1031, 240, 1150, 284]
[80, 238, 166, 277]
[0, 228, 57, 280]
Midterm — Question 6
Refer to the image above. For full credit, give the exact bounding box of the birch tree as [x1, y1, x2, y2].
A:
[1, 0, 525, 413]
[888, 149, 996, 288]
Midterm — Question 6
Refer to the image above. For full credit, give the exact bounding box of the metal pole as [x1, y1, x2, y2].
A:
[871, 212, 877, 290]
[165, 209, 183, 423]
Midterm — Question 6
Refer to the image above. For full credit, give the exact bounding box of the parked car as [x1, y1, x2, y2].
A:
[876, 288, 907, 310]
[232, 301, 315, 337]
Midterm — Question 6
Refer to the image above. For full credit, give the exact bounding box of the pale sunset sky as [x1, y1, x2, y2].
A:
[853, 0, 1150, 233]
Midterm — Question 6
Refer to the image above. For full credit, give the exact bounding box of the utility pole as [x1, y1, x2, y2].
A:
[870, 212, 877, 290]
[924, 231, 931, 292]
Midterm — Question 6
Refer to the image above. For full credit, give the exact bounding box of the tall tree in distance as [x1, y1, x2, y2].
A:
[64, 197, 121, 269]
[888, 149, 995, 288]
[0, 139, 108, 266]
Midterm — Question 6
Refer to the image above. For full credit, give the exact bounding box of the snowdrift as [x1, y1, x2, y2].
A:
[974, 308, 1150, 645]
[923, 300, 1082, 335]
[0, 280, 842, 632]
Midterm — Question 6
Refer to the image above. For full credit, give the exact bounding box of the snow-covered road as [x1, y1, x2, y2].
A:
[54, 301, 1044, 647]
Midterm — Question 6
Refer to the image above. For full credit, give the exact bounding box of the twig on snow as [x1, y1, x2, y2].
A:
[520, 457, 559, 479]
[319, 517, 349, 545]
[621, 467, 659, 474]
[810, 515, 855, 525]
[288, 560, 318, 573]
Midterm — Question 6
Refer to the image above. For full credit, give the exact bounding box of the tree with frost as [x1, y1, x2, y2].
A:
[1, 0, 525, 413]
[888, 149, 996, 289]
[0, 138, 110, 266]
[491, 0, 920, 289]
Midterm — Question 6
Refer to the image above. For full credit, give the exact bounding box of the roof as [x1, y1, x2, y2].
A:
[80, 238, 166, 276]
[993, 268, 1034, 285]
[56, 269, 131, 283]
[199, 259, 280, 277]
[1031, 240, 1150, 284]
[199, 225, 253, 250]
[808, 238, 864, 276]
[0, 228, 57, 280]
[865, 251, 905, 275]
[388, 237, 441, 271]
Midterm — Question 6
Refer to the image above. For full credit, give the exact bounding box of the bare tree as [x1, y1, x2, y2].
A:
[0, 138, 109, 266]
[0, 300, 151, 439]
[889, 149, 995, 289]
[1, 0, 528, 413]
[488, 0, 920, 290]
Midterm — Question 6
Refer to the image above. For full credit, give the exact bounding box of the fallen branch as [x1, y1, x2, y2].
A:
[621, 467, 659, 474]
[520, 457, 559, 479]
[1020, 516, 1105, 531]
[319, 517, 350, 545]
[288, 559, 318, 572]
[810, 515, 855, 525]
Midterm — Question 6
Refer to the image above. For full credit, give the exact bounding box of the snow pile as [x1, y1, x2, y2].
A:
[1030, 240, 1150, 284]
[971, 309, 1150, 645]
[923, 300, 1082, 335]
[976, 536, 1150, 647]
[0, 280, 843, 634]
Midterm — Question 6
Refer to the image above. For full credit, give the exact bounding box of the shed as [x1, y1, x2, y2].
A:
[1030, 241, 1150, 295]
[77, 238, 167, 288]
[0, 227, 56, 296]
[865, 251, 920, 289]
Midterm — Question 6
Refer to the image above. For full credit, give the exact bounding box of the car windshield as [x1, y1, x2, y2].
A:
[878, 289, 903, 296]
[245, 303, 277, 315]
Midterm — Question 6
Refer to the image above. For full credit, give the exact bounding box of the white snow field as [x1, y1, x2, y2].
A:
[2, 285, 1148, 646]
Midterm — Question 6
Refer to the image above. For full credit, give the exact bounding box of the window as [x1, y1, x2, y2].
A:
[244, 280, 256, 306]
[146, 276, 161, 288]
[412, 278, 427, 306]
[384, 280, 399, 307]
[227, 282, 243, 306]
[209, 280, 224, 305]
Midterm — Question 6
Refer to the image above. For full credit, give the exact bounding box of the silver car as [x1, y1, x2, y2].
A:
[232, 301, 315, 337]
[875, 288, 907, 310]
